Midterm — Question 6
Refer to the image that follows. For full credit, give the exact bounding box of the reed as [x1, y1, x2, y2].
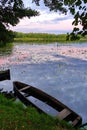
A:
[14, 32, 68, 43]
[14, 32, 87, 43]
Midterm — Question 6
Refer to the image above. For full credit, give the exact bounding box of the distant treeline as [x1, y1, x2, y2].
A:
[14, 32, 87, 43]
[14, 32, 67, 43]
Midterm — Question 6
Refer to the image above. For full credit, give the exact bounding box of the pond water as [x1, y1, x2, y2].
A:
[0, 42, 87, 123]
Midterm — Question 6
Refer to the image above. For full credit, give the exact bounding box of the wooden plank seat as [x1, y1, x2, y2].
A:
[57, 108, 71, 120]
[72, 116, 82, 127]
[19, 86, 30, 92]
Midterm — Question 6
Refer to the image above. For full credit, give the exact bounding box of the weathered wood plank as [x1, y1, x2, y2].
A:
[72, 116, 82, 127]
[19, 86, 30, 92]
[57, 108, 71, 120]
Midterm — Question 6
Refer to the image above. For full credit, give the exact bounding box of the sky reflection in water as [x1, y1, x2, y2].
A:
[0, 43, 87, 123]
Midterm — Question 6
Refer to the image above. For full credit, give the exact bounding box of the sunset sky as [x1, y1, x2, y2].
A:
[11, 0, 74, 34]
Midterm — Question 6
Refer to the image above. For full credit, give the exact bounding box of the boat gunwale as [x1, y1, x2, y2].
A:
[13, 81, 82, 127]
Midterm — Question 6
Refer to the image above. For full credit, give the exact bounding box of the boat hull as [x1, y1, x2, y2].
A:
[13, 81, 82, 127]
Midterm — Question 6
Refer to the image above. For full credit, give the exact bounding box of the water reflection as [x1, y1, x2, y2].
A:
[0, 42, 87, 123]
[0, 43, 13, 56]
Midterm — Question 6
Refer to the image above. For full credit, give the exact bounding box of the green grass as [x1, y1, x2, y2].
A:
[80, 35, 87, 42]
[0, 42, 14, 55]
[14, 32, 87, 43]
[14, 32, 67, 43]
[0, 94, 81, 130]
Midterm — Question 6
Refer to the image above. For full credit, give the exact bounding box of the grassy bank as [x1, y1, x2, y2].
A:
[14, 32, 67, 43]
[0, 42, 13, 55]
[0, 94, 81, 130]
[14, 32, 87, 43]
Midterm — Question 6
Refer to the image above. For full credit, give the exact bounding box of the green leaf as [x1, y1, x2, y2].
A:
[75, 0, 82, 6]
[69, 7, 75, 15]
[73, 27, 79, 32]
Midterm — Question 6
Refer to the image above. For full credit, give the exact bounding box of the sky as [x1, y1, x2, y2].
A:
[10, 0, 75, 34]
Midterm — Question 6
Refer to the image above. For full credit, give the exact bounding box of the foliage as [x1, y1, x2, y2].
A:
[0, 0, 87, 42]
[0, 23, 15, 44]
[14, 32, 68, 43]
[0, 94, 77, 130]
[0, 42, 13, 56]
[14, 32, 87, 43]
[66, 32, 80, 41]
[0, 0, 39, 44]
[33, 0, 87, 40]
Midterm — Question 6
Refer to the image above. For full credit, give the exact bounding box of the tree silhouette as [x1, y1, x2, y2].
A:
[33, 0, 87, 39]
[0, 0, 39, 43]
[0, 0, 87, 43]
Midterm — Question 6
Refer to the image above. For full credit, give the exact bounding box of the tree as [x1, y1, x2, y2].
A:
[0, 0, 39, 44]
[33, 0, 87, 40]
[0, 0, 87, 43]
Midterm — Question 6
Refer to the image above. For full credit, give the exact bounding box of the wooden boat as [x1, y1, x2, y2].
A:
[13, 81, 82, 127]
[0, 69, 10, 81]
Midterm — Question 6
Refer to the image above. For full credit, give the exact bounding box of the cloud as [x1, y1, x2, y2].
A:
[11, 18, 74, 34]
[10, 0, 74, 34]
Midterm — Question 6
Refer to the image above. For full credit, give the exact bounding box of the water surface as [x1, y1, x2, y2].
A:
[0, 42, 87, 123]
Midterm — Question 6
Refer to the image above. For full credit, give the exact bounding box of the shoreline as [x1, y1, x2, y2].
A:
[0, 43, 87, 123]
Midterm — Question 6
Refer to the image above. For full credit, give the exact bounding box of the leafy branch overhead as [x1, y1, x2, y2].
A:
[33, 0, 87, 37]
[0, 0, 39, 26]
[0, 0, 39, 43]
[0, 0, 87, 43]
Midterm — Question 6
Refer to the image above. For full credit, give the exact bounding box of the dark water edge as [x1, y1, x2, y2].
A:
[0, 42, 87, 123]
